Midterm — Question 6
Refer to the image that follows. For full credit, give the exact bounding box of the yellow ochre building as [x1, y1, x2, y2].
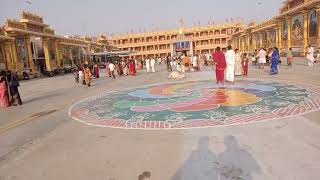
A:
[230, 0, 320, 55]
[1, 0, 319, 77]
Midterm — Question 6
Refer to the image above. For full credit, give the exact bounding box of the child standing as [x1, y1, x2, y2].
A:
[242, 53, 249, 77]
[287, 48, 293, 67]
[73, 69, 79, 83]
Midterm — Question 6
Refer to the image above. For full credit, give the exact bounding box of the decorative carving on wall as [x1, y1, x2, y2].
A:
[5, 19, 26, 30]
[21, 11, 43, 23]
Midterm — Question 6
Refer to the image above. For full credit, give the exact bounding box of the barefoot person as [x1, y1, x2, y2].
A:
[225, 45, 236, 84]
[242, 53, 249, 77]
[234, 49, 243, 76]
[306, 44, 315, 67]
[212, 47, 226, 84]
[7, 71, 22, 105]
[0, 71, 10, 108]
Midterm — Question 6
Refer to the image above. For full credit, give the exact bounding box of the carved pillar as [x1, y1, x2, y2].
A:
[266, 30, 271, 48]
[252, 33, 257, 50]
[246, 34, 250, 51]
[276, 21, 282, 50]
[42, 39, 52, 71]
[68, 47, 74, 67]
[25, 37, 36, 73]
[55, 44, 62, 67]
[287, 17, 292, 49]
[303, 11, 309, 56]
[4, 42, 14, 70]
[10, 40, 20, 71]
[259, 32, 263, 48]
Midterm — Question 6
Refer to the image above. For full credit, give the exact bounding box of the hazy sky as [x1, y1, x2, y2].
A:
[1, 0, 284, 36]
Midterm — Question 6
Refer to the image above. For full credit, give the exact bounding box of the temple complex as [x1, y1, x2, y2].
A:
[0, 11, 110, 77]
[1, 0, 319, 77]
[107, 21, 243, 60]
[230, 0, 320, 56]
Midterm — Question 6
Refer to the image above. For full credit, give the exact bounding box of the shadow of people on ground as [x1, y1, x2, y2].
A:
[171, 135, 261, 180]
[217, 135, 261, 180]
[171, 136, 218, 180]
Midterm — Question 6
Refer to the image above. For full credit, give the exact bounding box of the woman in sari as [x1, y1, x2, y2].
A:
[0, 71, 10, 108]
[129, 61, 136, 76]
[93, 63, 99, 78]
[234, 49, 243, 76]
[8, 71, 22, 106]
[123, 63, 129, 76]
[270, 47, 280, 75]
[83, 65, 91, 86]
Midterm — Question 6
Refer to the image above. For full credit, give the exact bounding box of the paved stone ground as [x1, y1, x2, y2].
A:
[0, 58, 320, 180]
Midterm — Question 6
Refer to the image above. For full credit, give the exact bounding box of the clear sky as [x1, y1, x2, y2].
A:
[1, 0, 284, 36]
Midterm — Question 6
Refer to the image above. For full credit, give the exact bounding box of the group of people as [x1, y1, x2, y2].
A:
[167, 54, 202, 79]
[212, 45, 281, 84]
[306, 44, 320, 67]
[105, 60, 137, 78]
[0, 70, 22, 108]
[74, 64, 93, 86]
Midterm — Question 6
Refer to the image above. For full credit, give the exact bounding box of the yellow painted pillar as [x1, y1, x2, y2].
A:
[276, 22, 282, 50]
[42, 39, 52, 72]
[246, 35, 250, 51]
[55, 42, 62, 68]
[68, 47, 74, 67]
[252, 33, 257, 50]
[25, 37, 37, 73]
[303, 11, 309, 56]
[259, 32, 263, 48]
[10, 40, 20, 72]
[287, 17, 292, 49]
[4, 42, 14, 70]
[266, 31, 271, 48]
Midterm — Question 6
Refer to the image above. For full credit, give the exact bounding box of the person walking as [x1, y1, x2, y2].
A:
[306, 44, 315, 67]
[258, 48, 267, 70]
[109, 61, 116, 79]
[225, 45, 236, 84]
[83, 65, 91, 86]
[93, 63, 100, 78]
[166, 56, 172, 72]
[150, 58, 156, 73]
[270, 47, 280, 75]
[146, 58, 151, 73]
[7, 71, 22, 105]
[212, 47, 226, 84]
[242, 53, 249, 77]
[129, 60, 137, 76]
[78, 68, 85, 85]
[287, 48, 293, 67]
[0, 71, 10, 108]
[73, 69, 79, 83]
[234, 49, 243, 76]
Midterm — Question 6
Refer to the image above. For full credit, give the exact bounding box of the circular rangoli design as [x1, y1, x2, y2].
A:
[69, 80, 320, 129]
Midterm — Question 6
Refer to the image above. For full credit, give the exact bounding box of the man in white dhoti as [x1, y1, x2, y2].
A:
[225, 45, 236, 84]
[150, 58, 156, 72]
[306, 44, 315, 67]
[192, 55, 198, 71]
[146, 58, 151, 72]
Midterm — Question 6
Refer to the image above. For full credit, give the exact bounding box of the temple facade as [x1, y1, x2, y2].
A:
[107, 22, 243, 60]
[0, 11, 110, 77]
[230, 0, 320, 56]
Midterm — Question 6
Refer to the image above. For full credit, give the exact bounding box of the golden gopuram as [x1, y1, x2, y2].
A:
[230, 0, 320, 56]
[0, 11, 111, 77]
